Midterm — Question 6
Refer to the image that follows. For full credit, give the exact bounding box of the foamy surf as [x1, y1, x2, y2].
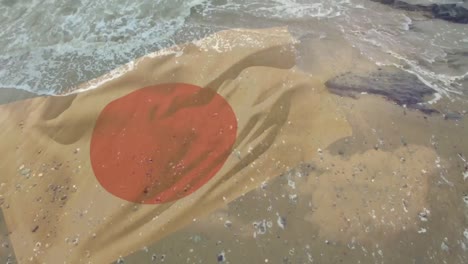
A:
[0, 0, 466, 101]
[0, 0, 208, 94]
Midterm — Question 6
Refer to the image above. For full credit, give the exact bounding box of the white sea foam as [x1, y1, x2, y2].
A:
[1, 0, 467, 99]
[339, 2, 468, 98]
[200, 0, 349, 19]
[0, 0, 208, 94]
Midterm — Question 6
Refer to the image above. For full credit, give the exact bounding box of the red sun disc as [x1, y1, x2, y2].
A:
[90, 83, 237, 204]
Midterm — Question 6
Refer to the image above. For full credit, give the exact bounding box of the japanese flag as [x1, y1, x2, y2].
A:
[0, 27, 350, 263]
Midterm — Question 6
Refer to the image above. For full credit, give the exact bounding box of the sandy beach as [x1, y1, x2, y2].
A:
[120, 29, 468, 264]
[0, 1, 467, 263]
[122, 83, 468, 264]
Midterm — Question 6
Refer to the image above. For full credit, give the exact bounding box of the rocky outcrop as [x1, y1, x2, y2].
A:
[371, 0, 468, 24]
[325, 67, 438, 114]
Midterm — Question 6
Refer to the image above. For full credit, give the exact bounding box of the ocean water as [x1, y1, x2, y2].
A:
[0, 0, 467, 97]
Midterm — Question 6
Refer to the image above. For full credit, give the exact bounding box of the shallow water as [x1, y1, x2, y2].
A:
[0, 0, 467, 96]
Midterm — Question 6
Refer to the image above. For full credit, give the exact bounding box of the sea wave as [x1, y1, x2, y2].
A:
[0, 0, 466, 99]
[0, 0, 207, 94]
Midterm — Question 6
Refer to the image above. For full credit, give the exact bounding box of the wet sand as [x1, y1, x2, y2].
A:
[0, 210, 16, 264]
[120, 32, 468, 264]
[121, 93, 468, 264]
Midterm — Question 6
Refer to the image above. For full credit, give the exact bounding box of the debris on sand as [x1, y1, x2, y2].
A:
[224, 220, 232, 228]
[253, 220, 269, 237]
[418, 208, 430, 222]
[277, 215, 286, 230]
[217, 251, 226, 263]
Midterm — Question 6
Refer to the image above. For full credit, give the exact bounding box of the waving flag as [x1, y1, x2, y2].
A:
[0, 27, 350, 263]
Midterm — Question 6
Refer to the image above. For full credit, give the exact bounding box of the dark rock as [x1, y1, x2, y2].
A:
[325, 67, 438, 113]
[217, 252, 226, 262]
[371, 0, 468, 24]
[432, 3, 468, 23]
